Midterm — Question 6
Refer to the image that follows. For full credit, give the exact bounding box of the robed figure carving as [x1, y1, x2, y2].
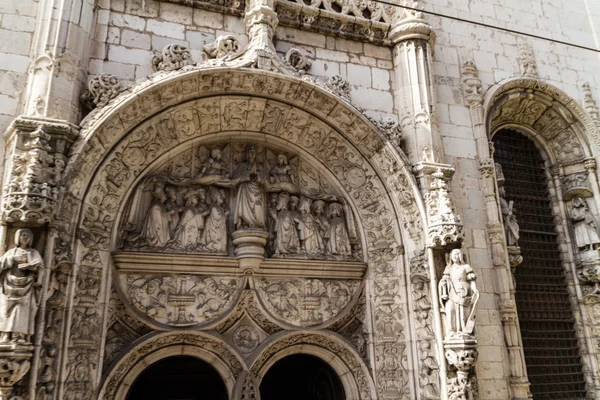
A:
[135, 185, 171, 247]
[439, 248, 479, 337]
[0, 229, 44, 342]
[233, 144, 266, 230]
[499, 186, 519, 247]
[571, 196, 600, 251]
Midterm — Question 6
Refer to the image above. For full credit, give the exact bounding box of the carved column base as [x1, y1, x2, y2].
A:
[0, 343, 34, 400]
[444, 335, 478, 400]
[232, 229, 269, 271]
[507, 246, 523, 272]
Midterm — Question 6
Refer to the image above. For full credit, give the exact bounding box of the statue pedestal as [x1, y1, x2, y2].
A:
[232, 229, 269, 271]
[507, 245, 523, 272]
[0, 342, 34, 400]
[444, 334, 478, 400]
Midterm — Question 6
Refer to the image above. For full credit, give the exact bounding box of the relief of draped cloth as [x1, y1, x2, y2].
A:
[274, 210, 299, 254]
[234, 163, 265, 229]
[327, 217, 351, 255]
[138, 200, 171, 247]
[0, 247, 43, 335]
[171, 207, 205, 250]
[201, 205, 228, 252]
[297, 213, 323, 254]
[441, 264, 477, 335]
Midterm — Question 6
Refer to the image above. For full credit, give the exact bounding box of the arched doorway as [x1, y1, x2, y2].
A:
[126, 355, 228, 400]
[260, 354, 345, 400]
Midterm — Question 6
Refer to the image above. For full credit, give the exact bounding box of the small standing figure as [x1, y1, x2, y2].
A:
[169, 190, 210, 251]
[313, 200, 330, 251]
[165, 185, 182, 235]
[273, 192, 300, 255]
[233, 144, 266, 229]
[136, 185, 171, 247]
[201, 148, 228, 177]
[296, 197, 324, 255]
[270, 154, 295, 184]
[438, 249, 479, 337]
[499, 186, 520, 246]
[571, 196, 600, 251]
[0, 229, 44, 343]
[326, 202, 351, 256]
[200, 189, 230, 253]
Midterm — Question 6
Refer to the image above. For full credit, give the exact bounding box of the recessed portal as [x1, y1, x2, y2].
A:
[126, 355, 228, 400]
[260, 354, 345, 400]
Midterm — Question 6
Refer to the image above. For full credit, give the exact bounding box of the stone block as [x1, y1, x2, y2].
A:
[108, 44, 153, 64]
[192, 9, 223, 29]
[1, 14, 35, 32]
[310, 60, 340, 77]
[352, 87, 393, 113]
[442, 136, 477, 158]
[121, 29, 151, 49]
[97, 9, 110, 25]
[371, 68, 390, 90]
[275, 27, 326, 48]
[107, 27, 120, 44]
[224, 15, 245, 33]
[186, 31, 215, 51]
[363, 43, 391, 60]
[335, 38, 362, 53]
[151, 35, 189, 51]
[0, 29, 31, 56]
[147, 19, 185, 40]
[89, 59, 136, 80]
[347, 64, 370, 87]
[109, 12, 146, 31]
[125, 0, 159, 17]
[449, 105, 472, 127]
[315, 48, 349, 62]
[0, 52, 30, 73]
[159, 2, 193, 25]
[0, 94, 17, 115]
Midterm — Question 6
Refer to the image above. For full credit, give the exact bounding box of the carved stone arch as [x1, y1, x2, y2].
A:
[98, 330, 245, 400]
[56, 67, 429, 399]
[248, 330, 377, 400]
[484, 77, 596, 163]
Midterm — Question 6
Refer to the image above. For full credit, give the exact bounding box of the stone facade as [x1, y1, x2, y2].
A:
[0, 0, 599, 399]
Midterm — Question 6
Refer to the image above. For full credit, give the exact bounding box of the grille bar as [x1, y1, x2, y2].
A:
[494, 129, 586, 399]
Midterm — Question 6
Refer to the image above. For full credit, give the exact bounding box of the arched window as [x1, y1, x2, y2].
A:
[493, 129, 587, 399]
[126, 355, 228, 400]
[260, 354, 345, 400]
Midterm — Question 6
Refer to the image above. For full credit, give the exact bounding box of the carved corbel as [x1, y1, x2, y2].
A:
[152, 44, 194, 72]
[2, 117, 78, 224]
[416, 165, 464, 248]
[80, 73, 120, 109]
[517, 39, 538, 79]
[461, 61, 483, 126]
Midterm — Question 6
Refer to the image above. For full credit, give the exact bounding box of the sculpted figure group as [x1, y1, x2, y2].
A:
[125, 143, 356, 260]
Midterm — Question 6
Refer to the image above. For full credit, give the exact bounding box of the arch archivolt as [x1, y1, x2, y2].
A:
[248, 330, 377, 400]
[98, 330, 244, 400]
[56, 68, 429, 399]
[485, 77, 600, 393]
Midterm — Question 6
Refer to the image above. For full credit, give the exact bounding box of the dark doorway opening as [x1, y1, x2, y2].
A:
[260, 354, 345, 400]
[126, 355, 228, 400]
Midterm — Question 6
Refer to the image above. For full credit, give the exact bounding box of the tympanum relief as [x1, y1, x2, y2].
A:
[119, 141, 361, 261]
[121, 274, 241, 327]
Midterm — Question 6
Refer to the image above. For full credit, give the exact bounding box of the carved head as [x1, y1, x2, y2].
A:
[246, 144, 258, 162]
[572, 196, 587, 209]
[277, 154, 288, 166]
[450, 248, 466, 265]
[165, 185, 177, 200]
[290, 196, 299, 210]
[299, 197, 312, 213]
[15, 229, 34, 248]
[211, 148, 222, 160]
[313, 200, 326, 215]
[184, 190, 199, 206]
[329, 202, 343, 217]
[277, 192, 290, 210]
[197, 188, 207, 203]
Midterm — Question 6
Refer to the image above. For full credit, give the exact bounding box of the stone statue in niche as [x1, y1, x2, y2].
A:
[570, 196, 600, 251]
[326, 202, 351, 256]
[296, 197, 324, 254]
[0, 229, 44, 343]
[273, 192, 300, 255]
[200, 188, 229, 253]
[133, 184, 171, 248]
[232, 144, 267, 229]
[438, 248, 479, 337]
[499, 185, 520, 247]
[168, 189, 209, 251]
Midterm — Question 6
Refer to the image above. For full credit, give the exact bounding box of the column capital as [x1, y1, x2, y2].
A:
[389, 13, 435, 47]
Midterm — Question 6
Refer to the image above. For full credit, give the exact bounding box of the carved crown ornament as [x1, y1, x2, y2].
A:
[112, 140, 366, 330]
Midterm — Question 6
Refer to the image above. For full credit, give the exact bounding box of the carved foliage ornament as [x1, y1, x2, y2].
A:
[81, 73, 120, 109]
[257, 278, 360, 327]
[152, 44, 194, 72]
[121, 273, 240, 328]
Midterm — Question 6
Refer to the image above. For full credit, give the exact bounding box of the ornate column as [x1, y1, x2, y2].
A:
[461, 61, 531, 399]
[389, 10, 438, 169]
